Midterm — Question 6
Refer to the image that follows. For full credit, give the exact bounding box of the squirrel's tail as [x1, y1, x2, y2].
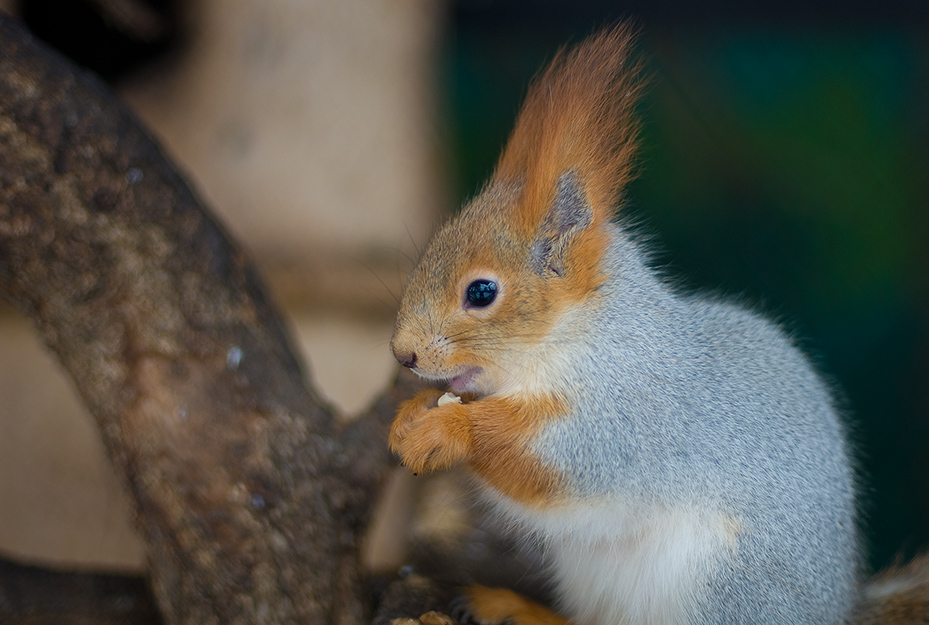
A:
[854, 554, 929, 624]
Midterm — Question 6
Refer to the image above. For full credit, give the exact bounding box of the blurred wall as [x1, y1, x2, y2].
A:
[0, 0, 444, 571]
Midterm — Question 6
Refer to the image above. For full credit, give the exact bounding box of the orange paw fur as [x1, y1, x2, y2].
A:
[389, 389, 473, 474]
[465, 586, 569, 625]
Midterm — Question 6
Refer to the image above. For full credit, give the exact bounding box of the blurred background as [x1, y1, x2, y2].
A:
[0, 0, 926, 578]
[441, 2, 929, 571]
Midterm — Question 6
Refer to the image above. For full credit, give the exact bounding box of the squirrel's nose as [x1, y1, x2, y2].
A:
[389, 333, 418, 369]
[394, 351, 417, 369]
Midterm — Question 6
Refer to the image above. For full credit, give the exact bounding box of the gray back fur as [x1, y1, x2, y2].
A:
[528, 224, 861, 624]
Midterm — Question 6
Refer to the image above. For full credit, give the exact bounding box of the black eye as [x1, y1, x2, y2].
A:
[465, 279, 497, 308]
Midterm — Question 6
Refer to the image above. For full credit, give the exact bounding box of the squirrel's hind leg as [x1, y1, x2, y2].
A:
[462, 586, 569, 625]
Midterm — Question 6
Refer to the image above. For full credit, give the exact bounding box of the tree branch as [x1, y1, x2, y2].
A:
[0, 13, 403, 624]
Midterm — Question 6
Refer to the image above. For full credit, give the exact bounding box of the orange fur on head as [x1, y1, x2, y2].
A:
[493, 24, 644, 235]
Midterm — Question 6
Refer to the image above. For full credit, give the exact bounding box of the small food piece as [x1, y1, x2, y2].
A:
[419, 612, 454, 625]
[437, 391, 462, 406]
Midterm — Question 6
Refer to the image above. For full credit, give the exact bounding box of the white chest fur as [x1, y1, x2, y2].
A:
[495, 497, 739, 625]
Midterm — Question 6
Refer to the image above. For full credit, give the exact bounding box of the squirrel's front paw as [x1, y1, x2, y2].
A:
[389, 389, 471, 474]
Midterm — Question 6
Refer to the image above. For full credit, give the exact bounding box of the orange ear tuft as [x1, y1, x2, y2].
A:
[493, 24, 643, 233]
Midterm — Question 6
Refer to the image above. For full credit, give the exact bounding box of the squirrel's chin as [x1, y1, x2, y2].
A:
[449, 366, 483, 395]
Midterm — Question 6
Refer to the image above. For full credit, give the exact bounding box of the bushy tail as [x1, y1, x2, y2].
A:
[855, 554, 929, 624]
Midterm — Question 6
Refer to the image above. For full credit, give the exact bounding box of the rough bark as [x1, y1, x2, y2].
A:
[0, 13, 409, 624]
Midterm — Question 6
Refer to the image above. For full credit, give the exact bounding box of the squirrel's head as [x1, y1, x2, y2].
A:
[391, 25, 642, 397]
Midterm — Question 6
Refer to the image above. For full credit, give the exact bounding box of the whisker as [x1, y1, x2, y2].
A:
[403, 221, 423, 259]
[364, 263, 402, 308]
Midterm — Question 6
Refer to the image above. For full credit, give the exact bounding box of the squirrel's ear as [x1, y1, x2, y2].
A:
[493, 24, 641, 239]
[530, 171, 593, 277]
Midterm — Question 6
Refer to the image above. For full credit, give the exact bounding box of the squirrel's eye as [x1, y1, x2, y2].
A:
[465, 279, 497, 308]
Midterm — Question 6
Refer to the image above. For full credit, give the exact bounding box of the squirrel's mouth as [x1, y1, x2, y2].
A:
[449, 367, 482, 394]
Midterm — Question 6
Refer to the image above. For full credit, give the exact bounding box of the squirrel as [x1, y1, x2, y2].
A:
[387, 24, 929, 625]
